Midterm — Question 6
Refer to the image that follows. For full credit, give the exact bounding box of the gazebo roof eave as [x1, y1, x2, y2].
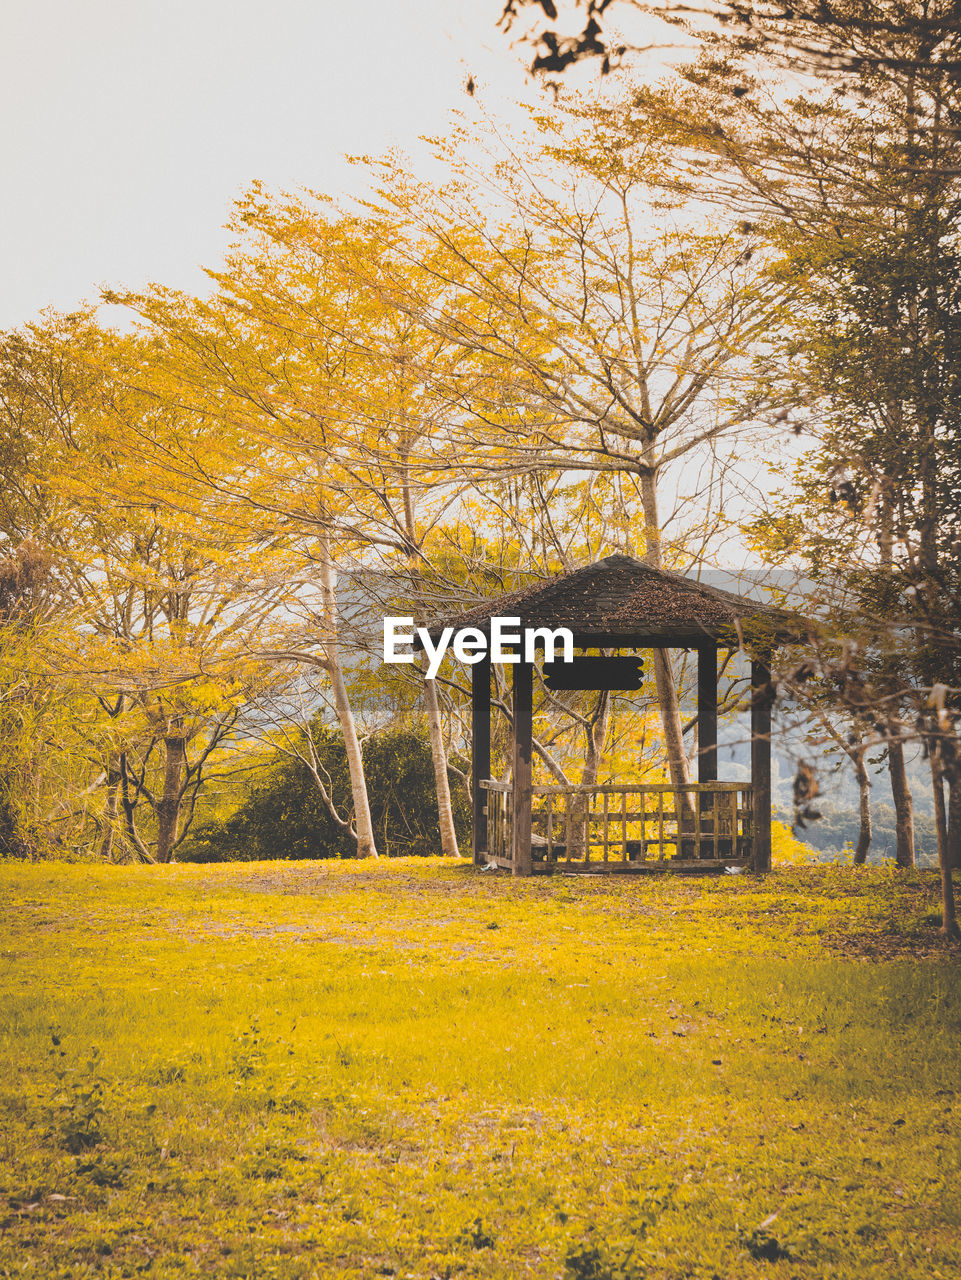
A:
[413, 625, 800, 650]
[418, 554, 802, 649]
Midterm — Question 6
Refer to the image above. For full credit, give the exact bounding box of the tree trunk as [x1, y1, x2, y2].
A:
[119, 752, 154, 863]
[876, 496, 916, 870]
[852, 751, 872, 865]
[639, 469, 692, 789]
[930, 748, 959, 940]
[568, 690, 611, 860]
[422, 666, 460, 858]
[399, 451, 461, 862]
[155, 734, 186, 864]
[888, 738, 916, 868]
[316, 524, 378, 859]
[651, 649, 692, 788]
[582, 690, 610, 789]
[949, 770, 961, 873]
[98, 757, 121, 862]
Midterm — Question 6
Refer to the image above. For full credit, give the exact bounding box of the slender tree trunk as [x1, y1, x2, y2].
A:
[930, 748, 959, 940]
[399, 457, 460, 859]
[651, 650, 692, 788]
[119, 752, 154, 863]
[316, 524, 378, 859]
[569, 690, 611, 860]
[422, 665, 460, 858]
[99, 757, 121, 862]
[948, 771, 961, 872]
[155, 734, 186, 864]
[852, 751, 872, 865]
[888, 738, 916, 868]
[639, 469, 691, 790]
[878, 500, 916, 868]
[582, 690, 610, 789]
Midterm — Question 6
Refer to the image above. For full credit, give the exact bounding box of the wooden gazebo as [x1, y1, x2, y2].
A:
[428, 555, 796, 876]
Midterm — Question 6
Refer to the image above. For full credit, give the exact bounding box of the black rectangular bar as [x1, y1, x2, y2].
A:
[697, 642, 718, 783]
[544, 655, 644, 691]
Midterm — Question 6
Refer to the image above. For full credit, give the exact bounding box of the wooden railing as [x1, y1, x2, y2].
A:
[481, 780, 754, 871]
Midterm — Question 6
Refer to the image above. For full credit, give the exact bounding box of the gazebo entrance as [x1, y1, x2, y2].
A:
[428, 556, 795, 876]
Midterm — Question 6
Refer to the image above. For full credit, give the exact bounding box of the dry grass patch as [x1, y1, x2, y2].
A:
[0, 859, 959, 1278]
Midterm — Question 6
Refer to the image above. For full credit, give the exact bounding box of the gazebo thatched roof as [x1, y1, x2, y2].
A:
[426, 554, 798, 648]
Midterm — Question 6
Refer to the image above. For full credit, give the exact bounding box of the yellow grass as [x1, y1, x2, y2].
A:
[0, 858, 959, 1278]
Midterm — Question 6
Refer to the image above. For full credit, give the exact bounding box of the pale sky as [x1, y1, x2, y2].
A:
[0, 1, 684, 331]
[0, 0, 555, 329]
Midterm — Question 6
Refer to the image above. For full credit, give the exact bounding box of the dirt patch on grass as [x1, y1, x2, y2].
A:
[820, 925, 961, 961]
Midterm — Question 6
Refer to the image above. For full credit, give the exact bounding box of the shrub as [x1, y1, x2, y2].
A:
[179, 721, 469, 861]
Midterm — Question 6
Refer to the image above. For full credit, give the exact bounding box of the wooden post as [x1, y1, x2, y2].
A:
[512, 660, 534, 877]
[471, 654, 491, 866]
[751, 653, 774, 873]
[697, 642, 718, 783]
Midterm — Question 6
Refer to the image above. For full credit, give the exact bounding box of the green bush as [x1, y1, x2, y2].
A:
[179, 721, 469, 861]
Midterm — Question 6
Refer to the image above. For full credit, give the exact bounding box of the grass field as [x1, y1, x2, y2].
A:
[1, 859, 960, 1279]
